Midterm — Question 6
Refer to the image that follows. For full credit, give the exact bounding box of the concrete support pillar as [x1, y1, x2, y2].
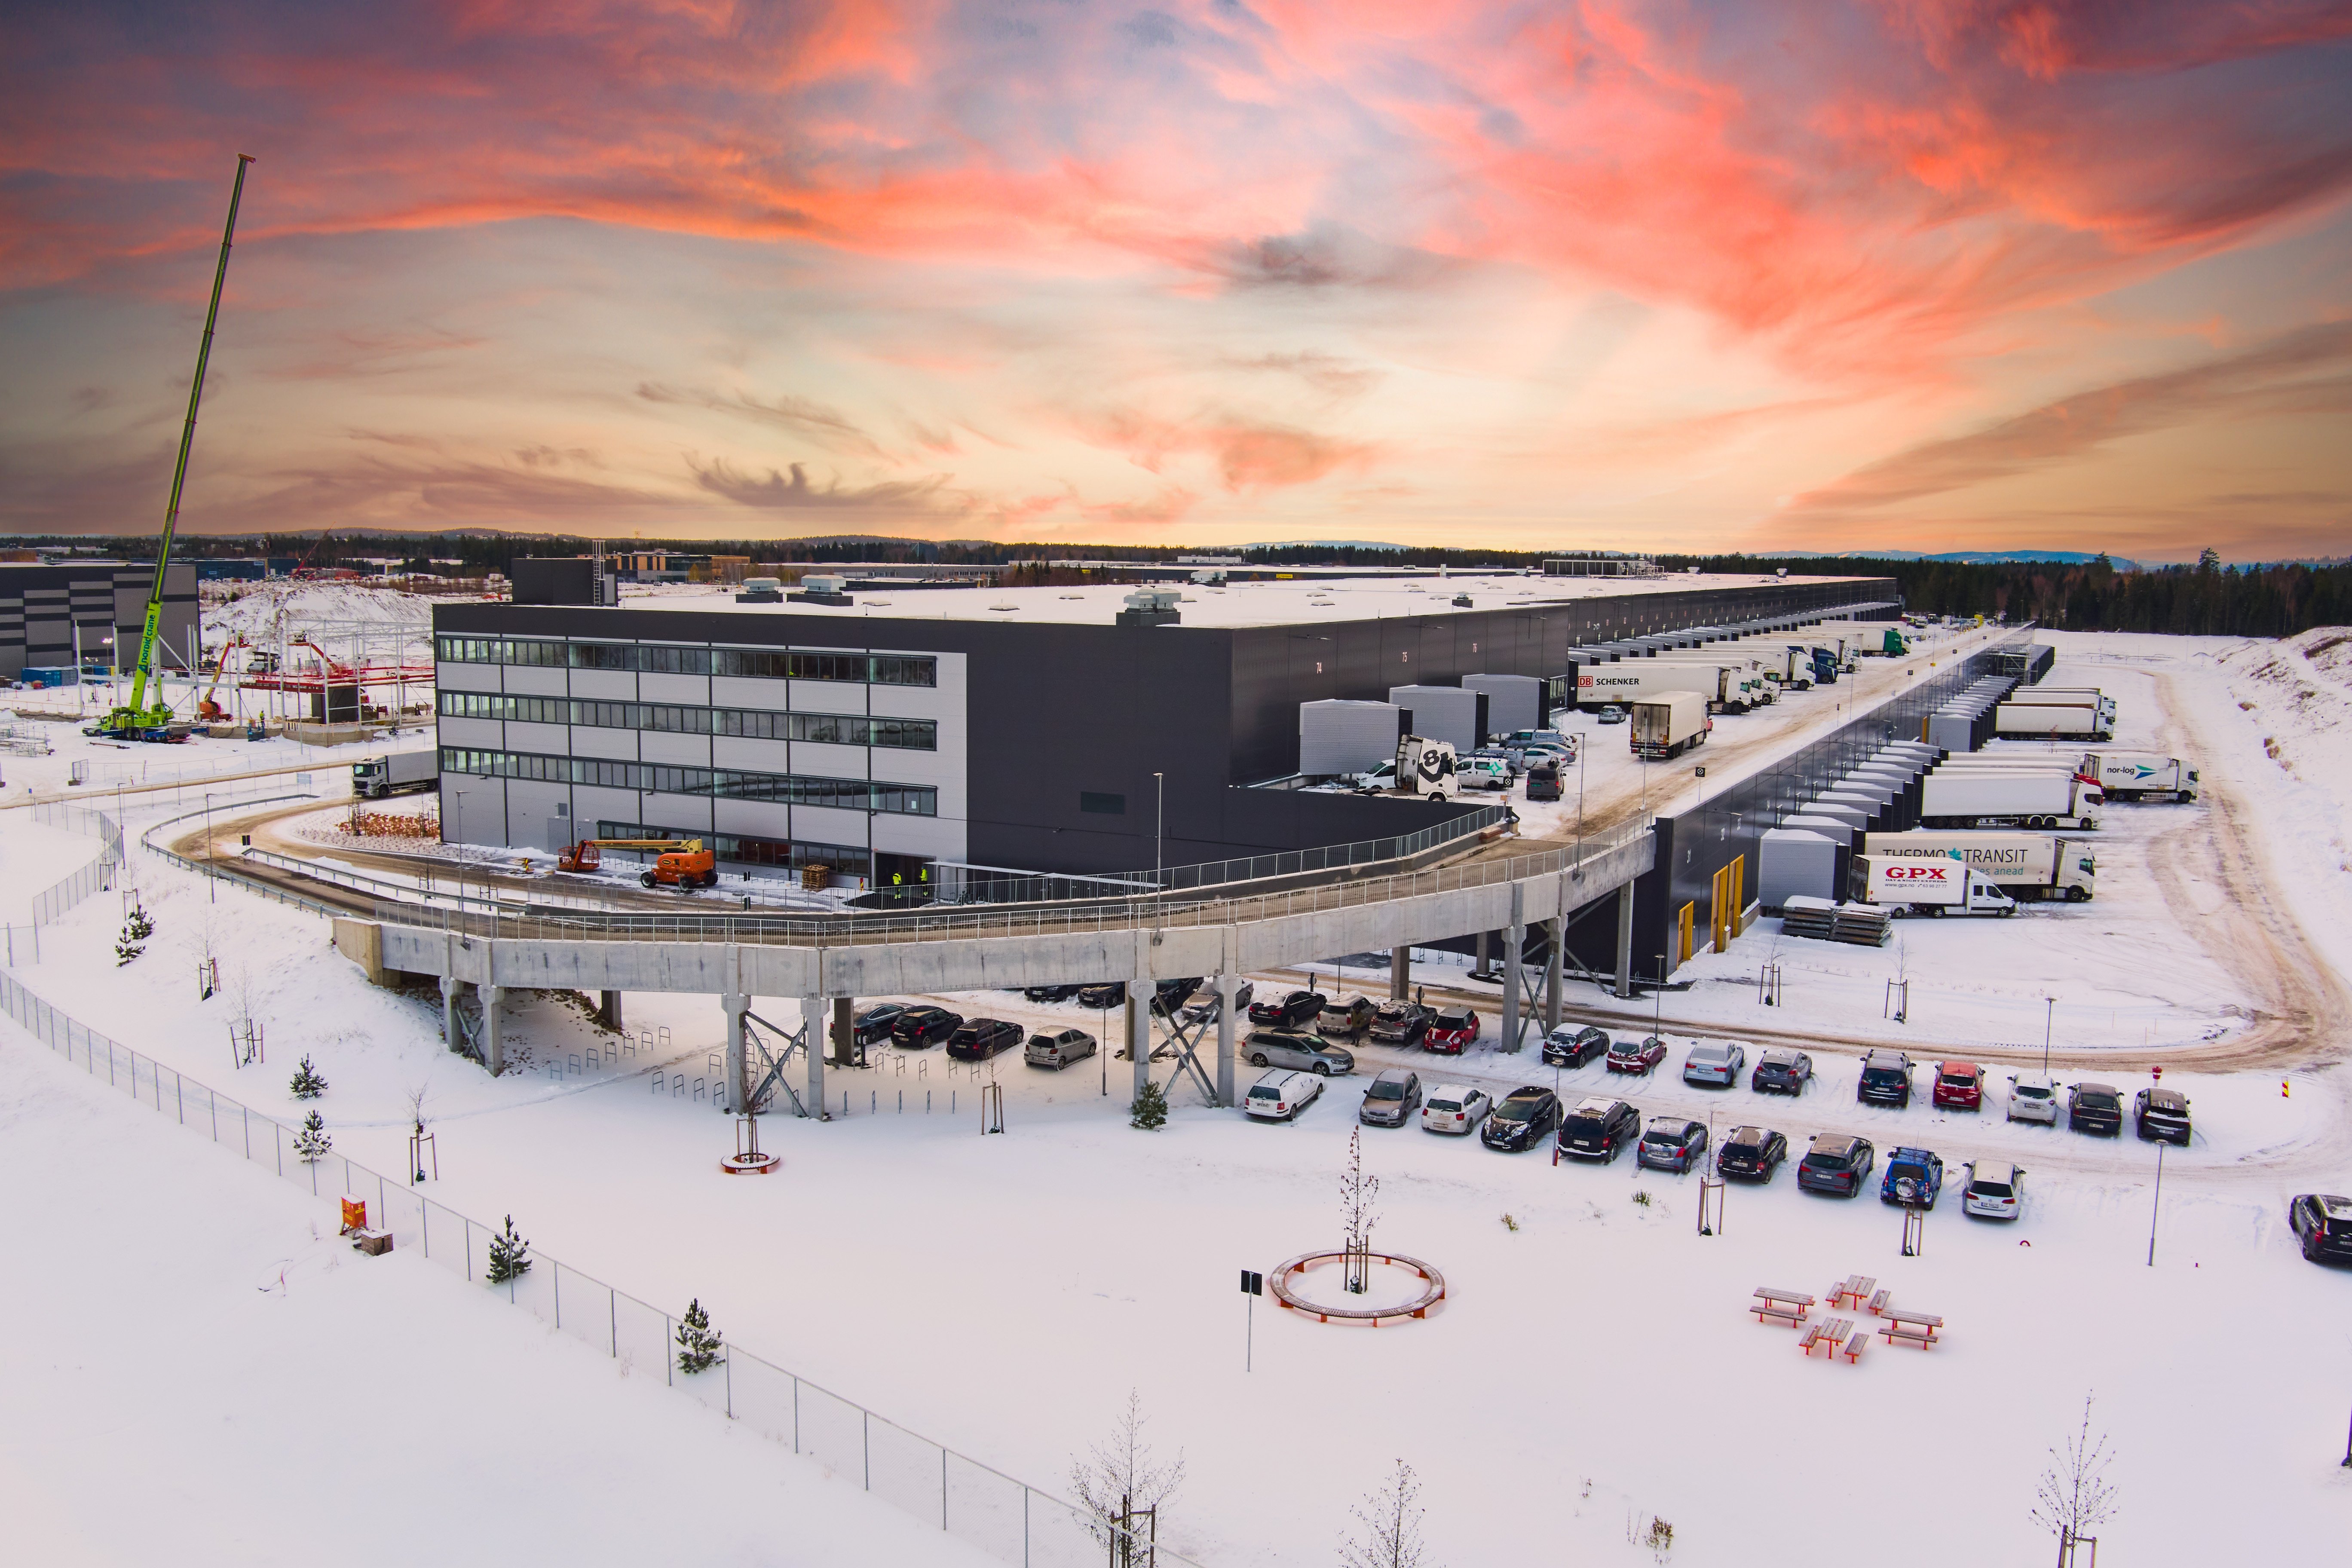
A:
[1614, 883, 1637, 1000]
[831, 997, 854, 1066]
[802, 993, 827, 1120]
[440, 974, 460, 1052]
[1544, 916, 1564, 1033]
[1127, 992, 1151, 1104]
[720, 992, 749, 1112]
[1500, 884, 1525, 1053]
[597, 989, 623, 1030]
[481, 985, 506, 1076]
[1215, 972, 1237, 1108]
[1389, 946, 1410, 1001]
[1475, 929, 1490, 979]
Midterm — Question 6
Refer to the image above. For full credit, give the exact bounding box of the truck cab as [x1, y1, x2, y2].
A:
[1392, 735, 1457, 800]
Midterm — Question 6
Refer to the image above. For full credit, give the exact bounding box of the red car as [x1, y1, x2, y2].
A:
[1423, 1007, 1482, 1053]
[1932, 1061, 1984, 1111]
[1606, 1035, 1668, 1075]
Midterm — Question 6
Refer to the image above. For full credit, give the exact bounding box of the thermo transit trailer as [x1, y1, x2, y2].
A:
[1861, 830, 2096, 902]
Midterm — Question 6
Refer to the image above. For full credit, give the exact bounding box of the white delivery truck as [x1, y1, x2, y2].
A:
[1391, 735, 1457, 799]
[352, 750, 438, 799]
[1861, 830, 2096, 902]
[2082, 750, 2197, 802]
[1995, 703, 2113, 741]
[1920, 769, 2101, 830]
[1862, 856, 2017, 917]
[1629, 692, 1711, 760]
[1645, 654, 1770, 710]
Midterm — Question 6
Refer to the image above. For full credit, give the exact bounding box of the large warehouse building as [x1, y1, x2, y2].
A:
[432, 569, 1895, 892]
[0, 560, 198, 680]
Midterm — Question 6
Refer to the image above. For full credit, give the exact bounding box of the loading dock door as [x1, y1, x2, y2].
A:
[1677, 902, 1695, 966]
[1709, 854, 1745, 955]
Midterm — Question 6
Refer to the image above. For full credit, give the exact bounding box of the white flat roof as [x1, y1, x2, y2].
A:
[612, 571, 1879, 631]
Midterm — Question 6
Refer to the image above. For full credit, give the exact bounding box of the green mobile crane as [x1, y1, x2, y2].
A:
[90, 154, 254, 741]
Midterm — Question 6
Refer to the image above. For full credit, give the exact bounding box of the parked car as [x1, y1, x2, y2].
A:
[1421, 1084, 1493, 1135]
[1075, 982, 1127, 1010]
[1607, 1035, 1668, 1075]
[1424, 1007, 1482, 1053]
[1244, 1068, 1323, 1121]
[1249, 989, 1325, 1029]
[1460, 756, 1514, 792]
[1369, 1000, 1435, 1046]
[1962, 1161, 2024, 1221]
[1317, 994, 1378, 1038]
[1681, 1041, 1746, 1087]
[1636, 1117, 1709, 1173]
[1149, 977, 1203, 1017]
[1021, 985, 1079, 1004]
[1797, 1133, 1875, 1197]
[1505, 728, 1573, 751]
[1524, 760, 1563, 802]
[1556, 1096, 1641, 1161]
[2134, 1085, 2192, 1144]
[1880, 1146, 1945, 1207]
[946, 1018, 1022, 1060]
[1540, 1025, 1610, 1069]
[1481, 1087, 1564, 1152]
[1596, 704, 1628, 725]
[2007, 1071, 2059, 1124]
[1025, 1027, 1097, 1070]
[890, 1006, 961, 1048]
[1359, 1069, 1423, 1127]
[1750, 1049, 1812, 1095]
[1932, 1061, 1984, 1111]
[852, 1003, 907, 1047]
[1716, 1125, 1788, 1181]
[1856, 1050, 1915, 1108]
[1243, 1029, 1354, 1076]
[2067, 1081, 2124, 1136]
[1180, 980, 1253, 1023]
[2288, 1194, 2352, 1264]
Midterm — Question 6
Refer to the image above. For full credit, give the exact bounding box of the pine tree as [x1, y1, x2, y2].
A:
[290, 1054, 328, 1100]
[487, 1214, 532, 1283]
[675, 1298, 723, 1374]
[292, 1109, 332, 1163]
[1129, 1079, 1168, 1130]
[114, 905, 154, 966]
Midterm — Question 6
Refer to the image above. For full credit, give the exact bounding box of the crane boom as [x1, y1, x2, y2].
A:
[109, 153, 254, 734]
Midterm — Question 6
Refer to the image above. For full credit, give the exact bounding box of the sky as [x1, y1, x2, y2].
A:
[3, 2, 2349, 563]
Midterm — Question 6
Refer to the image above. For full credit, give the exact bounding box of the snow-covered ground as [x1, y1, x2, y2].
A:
[5, 625, 2352, 1565]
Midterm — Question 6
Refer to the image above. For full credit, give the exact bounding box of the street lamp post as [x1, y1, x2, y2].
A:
[2147, 1139, 2165, 1266]
[2043, 997, 2055, 1073]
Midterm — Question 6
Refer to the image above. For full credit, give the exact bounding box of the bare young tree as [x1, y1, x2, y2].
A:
[404, 1080, 433, 1138]
[1339, 1127, 1381, 1292]
[1069, 1388, 1185, 1562]
[1339, 1459, 1431, 1568]
[2031, 1392, 2119, 1565]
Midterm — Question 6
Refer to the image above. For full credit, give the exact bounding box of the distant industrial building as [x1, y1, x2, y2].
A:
[0, 561, 197, 680]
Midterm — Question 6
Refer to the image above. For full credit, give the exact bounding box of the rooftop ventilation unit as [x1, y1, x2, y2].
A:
[1116, 587, 1182, 627]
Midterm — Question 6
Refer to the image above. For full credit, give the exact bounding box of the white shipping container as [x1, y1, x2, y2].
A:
[1460, 674, 1542, 738]
[1299, 700, 1401, 778]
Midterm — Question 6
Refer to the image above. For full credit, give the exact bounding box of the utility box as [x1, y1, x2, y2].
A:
[1759, 828, 1841, 910]
[1461, 674, 1542, 737]
[1299, 699, 1402, 777]
[1387, 685, 1486, 752]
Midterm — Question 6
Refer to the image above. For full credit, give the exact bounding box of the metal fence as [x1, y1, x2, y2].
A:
[1, 802, 129, 963]
[0, 962, 1200, 1568]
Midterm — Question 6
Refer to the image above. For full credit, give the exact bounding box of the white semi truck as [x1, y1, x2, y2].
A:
[1861, 830, 2097, 902]
[1920, 769, 2101, 830]
[1861, 857, 2018, 917]
[1995, 703, 2114, 741]
[1645, 652, 1772, 709]
[2083, 750, 2197, 802]
[1577, 660, 1744, 713]
[1392, 735, 1457, 799]
[352, 750, 438, 799]
[1629, 692, 1711, 760]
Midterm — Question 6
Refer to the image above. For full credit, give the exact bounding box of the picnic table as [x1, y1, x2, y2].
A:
[1799, 1317, 1854, 1359]
[1829, 1274, 1877, 1311]
[1878, 1308, 1944, 1349]
[1751, 1286, 1816, 1327]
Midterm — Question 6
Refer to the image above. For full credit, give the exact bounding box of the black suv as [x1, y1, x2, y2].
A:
[852, 1003, 907, 1047]
[2134, 1085, 2191, 1144]
[1150, 977, 1204, 1017]
[1023, 984, 1080, 1003]
[1481, 1087, 1564, 1152]
[1556, 1097, 1641, 1162]
[1716, 1125, 1788, 1182]
[2289, 1194, 2352, 1265]
[890, 1006, 961, 1048]
[1856, 1050, 1914, 1108]
[1074, 982, 1127, 1009]
[946, 1018, 1021, 1060]
[1369, 1001, 1434, 1046]
[1797, 1134, 1874, 1197]
[1636, 1117, 1708, 1173]
[2068, 1081, 2124, 1136]
[1541, 1026, 1611, 1068]
[1751, 1050, 1812, 1096]
[1249, 989, 1326, 1029]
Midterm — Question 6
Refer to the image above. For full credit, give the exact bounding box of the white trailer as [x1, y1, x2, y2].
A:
[1995, 704, 2113, 741]
[353, 750, 437, 799]
[1862, 857, 2018, 917]
[1643, 653, 1770, 710]
[2083, 750, 2198, 802]
[1577, 660, 1739, 712]
[1920, 770, 2101, 830]
[1861, 830, 2097, 902]
[1630, 692, 1711, 760]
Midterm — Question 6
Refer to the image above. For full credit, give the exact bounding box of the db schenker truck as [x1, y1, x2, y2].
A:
[352, 751, 438, 799]
[1629, 692, 1711, 760]
[1861, 857, 2017, 917]
[1861, 830, 2097, 902]
[1919, 769, 2101, 830]
[1578, 660, 1748, 713]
